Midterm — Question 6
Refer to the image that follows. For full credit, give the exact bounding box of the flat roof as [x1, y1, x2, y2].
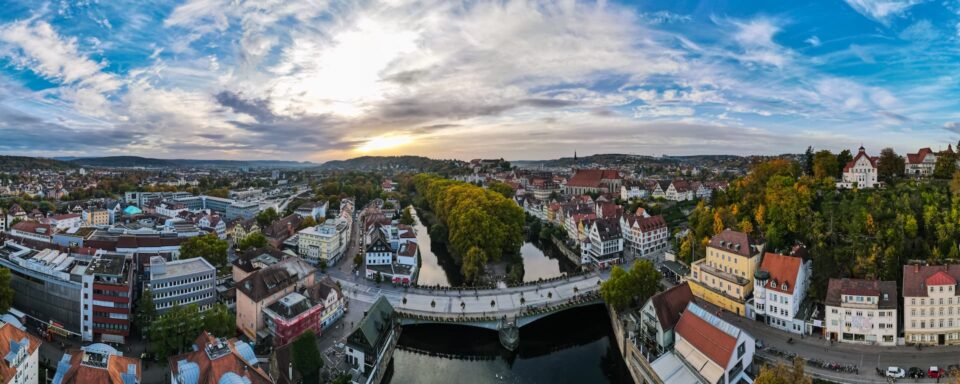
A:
[87, 254, 127, 277]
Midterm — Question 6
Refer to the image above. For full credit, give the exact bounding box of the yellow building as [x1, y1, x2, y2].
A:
[83, 208, 110, 226]
[231, 218, 260, 241]
[689, 229, 764, 316]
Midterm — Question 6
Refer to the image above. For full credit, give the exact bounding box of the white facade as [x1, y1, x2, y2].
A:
[620, 215, 669, 257]
[752, 255, 811, 334]
[838, 146, 879, 189]
[824, 279, 897, 346]
[297, 219, 348, 265]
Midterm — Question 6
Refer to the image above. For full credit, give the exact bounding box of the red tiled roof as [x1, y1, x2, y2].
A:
[927, 271, 957, 286]
[11, 221, 53, 236]
[843, 148, 878, 172]
[758, 253, 803, 295]
[902, 264, 960, 297]
[675, 305, 738, 367]
[168, 332, 272, 384]
[906, 148, 933, 164]
[58, 348, 141, 384]
[566, 169, 621, 188]
[0, 323, 41, 382]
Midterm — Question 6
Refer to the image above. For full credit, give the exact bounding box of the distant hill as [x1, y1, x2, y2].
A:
[0, 156, 77, 171]
[513, 153, 670, 168]
[64, 156, 315, 169]
[318, 156, 468, 172]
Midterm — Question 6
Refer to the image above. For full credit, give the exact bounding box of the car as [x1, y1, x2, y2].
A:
[929, 366, 941, 379]
[885, 367, 905, 378]
[907, 367, 925, 378]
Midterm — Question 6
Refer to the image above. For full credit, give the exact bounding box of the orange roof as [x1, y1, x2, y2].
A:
[57, 346, 141, 384]
[926, 271, 957, 286]
[566, 169, 620, 188]
[168, 332, 273, 384]
[0, 323, 41, 382]
[675, 306, 738, 367]
[758, 253, 803, 295]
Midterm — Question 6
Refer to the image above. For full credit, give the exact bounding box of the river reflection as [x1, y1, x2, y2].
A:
[384, 305, 632, 384]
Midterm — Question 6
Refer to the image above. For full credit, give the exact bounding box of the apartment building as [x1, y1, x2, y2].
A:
[902, 264, 960, 345]
[235, 258, 316, 341]
[80, 254, 135, 343]
[751, 252, 811, 334]
[689, 229, 764, 316]
[824, 278, 898, 346]
[0, 321, 41, 384]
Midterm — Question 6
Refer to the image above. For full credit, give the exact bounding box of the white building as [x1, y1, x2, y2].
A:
[651, 302, 754, 384]
[902, 264, 960, 345]
[905, 148, 936, 178]
[0, 320, 40, 384]
[297, 219, 348, 265]
[47, 214, 81, 231]
[751, 252, 811, 334]
[582, 218, 623, 269]
[837, 146, 879, 189]
[197, 215, 226, 239]
[620, 214, 668, 258]
[824, 278, 898, 346]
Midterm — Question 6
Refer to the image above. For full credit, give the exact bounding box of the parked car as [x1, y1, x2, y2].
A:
[928, 366, 941, 379]
[885, 367, 905, 378]
[907, 367, 925, 378]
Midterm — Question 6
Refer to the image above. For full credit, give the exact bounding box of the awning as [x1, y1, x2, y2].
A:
[48, 322, 69, 337]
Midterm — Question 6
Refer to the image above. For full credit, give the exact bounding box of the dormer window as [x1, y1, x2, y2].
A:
[781, 282, 789, 291]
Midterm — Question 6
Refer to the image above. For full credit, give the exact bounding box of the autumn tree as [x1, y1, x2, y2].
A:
[812, 150, 838, 179]
[754, 357, 811, 384]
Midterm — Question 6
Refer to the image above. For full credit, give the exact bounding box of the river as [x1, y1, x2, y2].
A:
[398, 209, 628, 383]
[384, 305, 632, 384]
[411, 208, 576, 287]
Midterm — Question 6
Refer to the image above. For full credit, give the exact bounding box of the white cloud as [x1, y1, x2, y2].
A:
[729, 17, 790, 67]
[898, 19, 938, 41]
[805, 36, 821, 47]
[843, 0, 923, 24]
[0, 20, 121, 117]
[634, 105, 695, 118]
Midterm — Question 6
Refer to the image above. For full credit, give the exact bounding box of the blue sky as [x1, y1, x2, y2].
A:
[0, 0, 959, 161]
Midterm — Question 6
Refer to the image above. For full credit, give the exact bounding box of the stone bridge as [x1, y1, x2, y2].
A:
[333, 272, 606, 349]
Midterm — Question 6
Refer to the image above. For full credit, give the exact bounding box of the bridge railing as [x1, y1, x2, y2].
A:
[406, 271, 600, 294]
[395, 291, 603, 324]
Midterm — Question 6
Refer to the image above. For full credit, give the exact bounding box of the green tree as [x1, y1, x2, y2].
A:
[876, 147, 904, 183]
[935, 149, 958, 179]
[462, 246, 488, 285]
[836, 149, 853, 177]
[399, 207, 415, 226]
[600, 260, 662, 311]
[149, 304, 204, 359]
[488, 181, 515, 199]
[812, 150, 837, 179]
[353, 253, 363, 268]
[292, 331, 323, 384]
[238, 232, 268, 250]
[202, 303, 235, 338]
[256, 207, 280, 228]
[297, 216, 317, 230]
[330, 374, 352, 384]
[803, 146, 814, 176]
[180, 234, 229, 266]
[950, 171, 960, 196]
[0, 268, 13, 313]
[134, 289, 157, 335]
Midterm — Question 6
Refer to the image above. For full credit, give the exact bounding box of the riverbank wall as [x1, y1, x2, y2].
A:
[550, 236, 582, 267]
[606, 304, 662, 384]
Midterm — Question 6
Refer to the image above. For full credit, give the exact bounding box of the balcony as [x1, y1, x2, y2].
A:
[694, 260, 749, 286]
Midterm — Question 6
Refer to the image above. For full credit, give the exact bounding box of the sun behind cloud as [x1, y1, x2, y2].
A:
[356, 134, 414, 153]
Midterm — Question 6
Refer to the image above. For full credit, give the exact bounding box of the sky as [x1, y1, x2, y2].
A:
[1, 0, 960, 162]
